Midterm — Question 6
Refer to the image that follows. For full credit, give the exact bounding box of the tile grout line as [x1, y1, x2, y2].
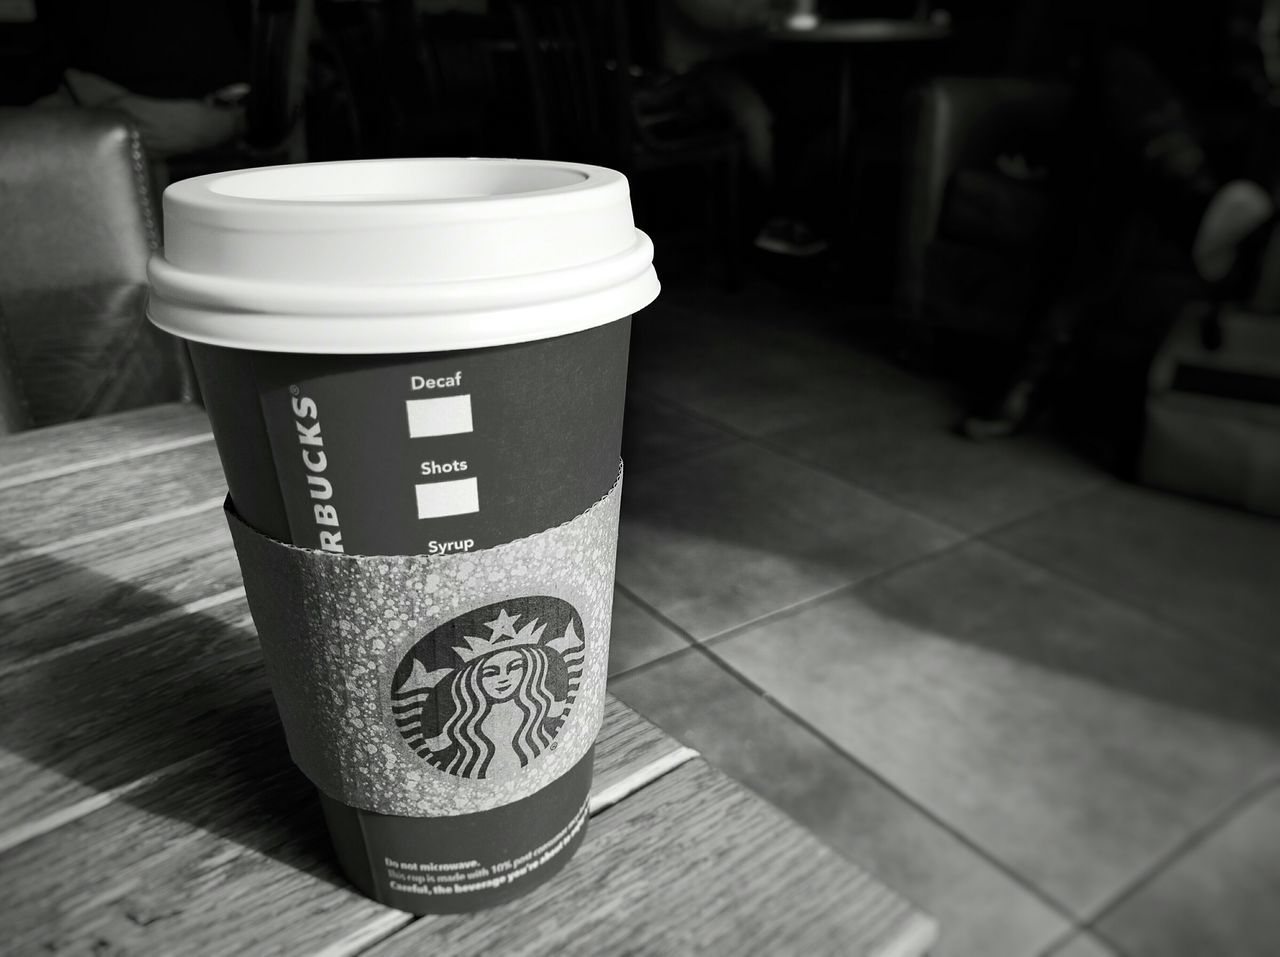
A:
[1033, 927, 1080, 957]
[629, 388, 972, 537]
[965, 472, 1276, 660]
[956, 448, 1280, 669]
[610, 577, 1079, 928]
[635, 385, 1235, 956]
[693, 647, 1083, 927]
[636, 386, 1194, 660]
[610, 582, 697, 640]
[1079, 770, 1280, 933]
[620, 429, 741, 479]
[698, 536, 976, 648]
[0, 432, 215, 492]
[339, 747, 703, 957]
[631, 385, 1113, 543]
[621, 381, 1174, 928]
[967, 465, 1280, 655]
[1034, 926, 1133, 957]
[978, 527, 1280, 667]
[607, 640, 699, 686]
[610, 533, 971, 690]
[615, 391, 1118, 681]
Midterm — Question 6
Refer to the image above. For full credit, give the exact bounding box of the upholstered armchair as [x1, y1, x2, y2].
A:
[896, 76, 1073, 350]
[0, 108, 196, 433]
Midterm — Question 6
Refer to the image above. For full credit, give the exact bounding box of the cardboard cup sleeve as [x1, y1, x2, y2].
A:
[224, 468, 622, 909]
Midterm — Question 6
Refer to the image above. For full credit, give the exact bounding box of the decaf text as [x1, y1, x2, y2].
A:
[410, 371, 462, 390]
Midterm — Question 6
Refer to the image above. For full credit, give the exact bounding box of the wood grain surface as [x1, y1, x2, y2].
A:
[0, 405, 936, 957]
[0, 696, 684, 957]
[592, 696, 687, 798]
[0, 403, 209, 477]
[0, 584, 681, 846]
[0, 737, 401, 957]
[368, 758, 938, 957]
[0, 598, 268, 839]
[0, 505, 242, 670]
[0, 438, 226, 558]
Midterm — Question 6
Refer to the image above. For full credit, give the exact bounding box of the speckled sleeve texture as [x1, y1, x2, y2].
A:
[226, 469, 622, 818]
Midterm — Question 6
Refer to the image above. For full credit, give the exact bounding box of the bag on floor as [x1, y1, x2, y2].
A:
[1139, 305, 1280, 516]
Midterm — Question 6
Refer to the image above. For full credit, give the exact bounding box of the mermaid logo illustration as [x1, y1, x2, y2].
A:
[390, 597, 585, 780]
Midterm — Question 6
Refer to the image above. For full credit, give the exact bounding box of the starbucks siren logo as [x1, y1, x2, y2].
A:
[391, 597, 584, 780]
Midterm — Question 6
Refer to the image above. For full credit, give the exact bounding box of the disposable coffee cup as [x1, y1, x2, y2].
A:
[147, 158, 658, 913]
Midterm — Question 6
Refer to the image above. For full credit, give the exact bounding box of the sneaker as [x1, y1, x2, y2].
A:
[958, 378, 1041, 440]
[1192, 179, 1275, 283]
[754, 217, 829, 257]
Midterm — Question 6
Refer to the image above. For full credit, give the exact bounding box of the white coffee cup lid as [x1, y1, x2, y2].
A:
[147, 158, 659, 354]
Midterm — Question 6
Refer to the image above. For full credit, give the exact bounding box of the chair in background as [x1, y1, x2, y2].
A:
[0, 108, 195, 433]
[896, 76, 1073, 352]
[896, 75, 1219, 466]
[0, 322, 30, 433]
[508, 0, 742, 283]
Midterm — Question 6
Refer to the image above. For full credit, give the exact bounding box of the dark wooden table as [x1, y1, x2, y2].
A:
[0, 404, 938, 955]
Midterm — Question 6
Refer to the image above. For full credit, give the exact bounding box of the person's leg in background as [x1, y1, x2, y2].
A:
[734, 48, 837, 257]
[958, 127, 1110, 439]
[962, 38, 1272, 438]
[691, 60, 776, 220]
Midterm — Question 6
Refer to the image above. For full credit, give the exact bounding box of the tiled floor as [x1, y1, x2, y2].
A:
[607, 280, 1280, 957]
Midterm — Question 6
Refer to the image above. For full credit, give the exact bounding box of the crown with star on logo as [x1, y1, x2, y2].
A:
[394, 606, 585, 694]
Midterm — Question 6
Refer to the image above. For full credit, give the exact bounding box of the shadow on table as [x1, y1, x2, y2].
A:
[0, 542, 352, 893]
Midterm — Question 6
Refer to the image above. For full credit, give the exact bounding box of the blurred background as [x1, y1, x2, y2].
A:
[2, 2, 1279, 955]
